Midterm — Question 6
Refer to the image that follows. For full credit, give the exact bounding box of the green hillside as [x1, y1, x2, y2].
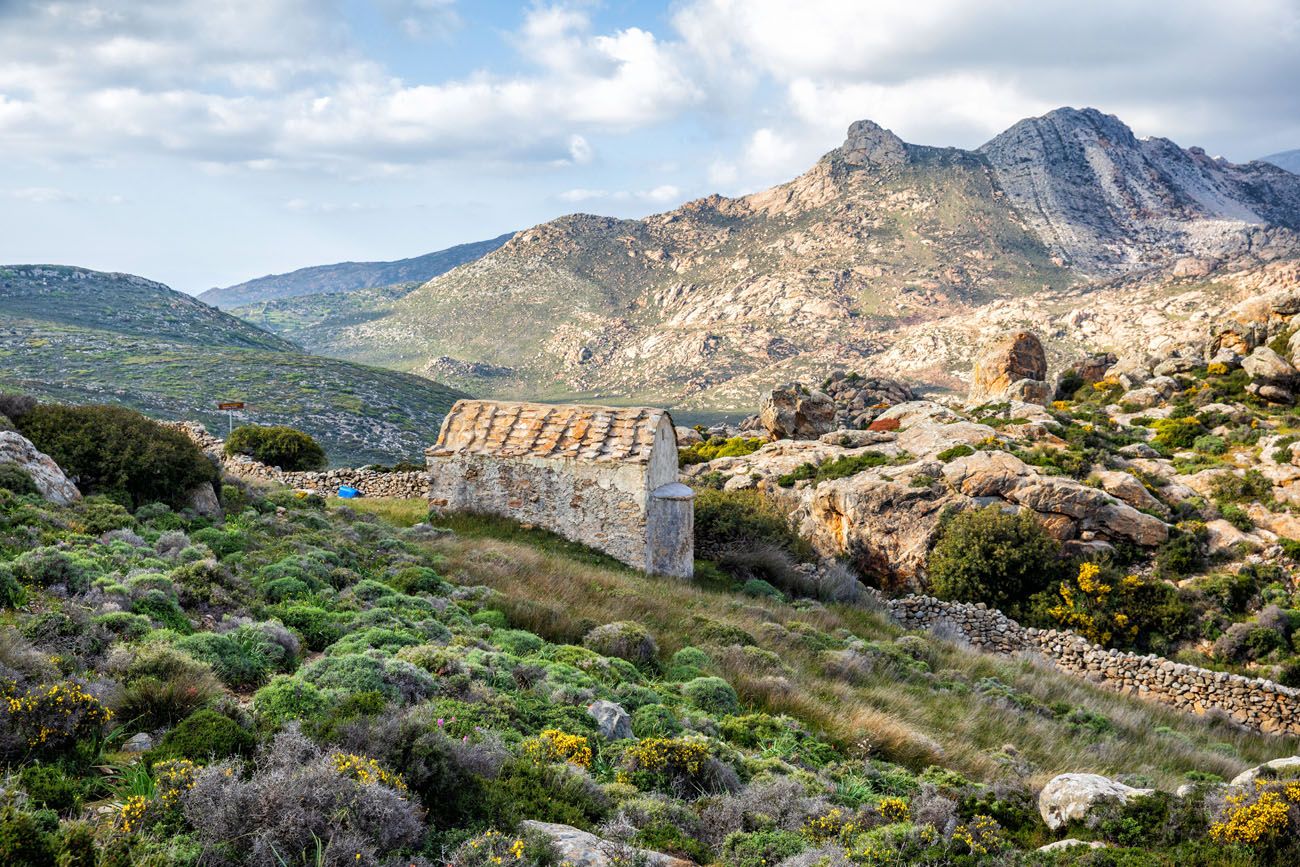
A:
[0, 265, 467, 466]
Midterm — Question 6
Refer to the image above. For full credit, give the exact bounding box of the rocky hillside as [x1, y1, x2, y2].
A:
[1263, 149, 1300, 174]
[199, 232, 513, 308]
[247, 108, 1300, 414]
[0, 265, 467, 465]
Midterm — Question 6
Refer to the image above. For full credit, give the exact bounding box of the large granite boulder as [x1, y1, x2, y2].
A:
[1242, 346, 1298, 386]
[1229, 755, 1300, 788]
[0, 431, 80, 505]
[970, 331, 1048, 404]
[1038, 773, 1154, 831]
[520, 821, 695, 867]
[759, 384, 836, 440]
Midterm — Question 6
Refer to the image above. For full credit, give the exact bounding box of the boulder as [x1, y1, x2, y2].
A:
[0, 431, 81, 505]
[1242, 346, 1298, 386]
[1038, 773, 1154, 831]
[587, 700, 633, 741]
[759, 384, 836, 440]
[675, 426, 704, 446]
[1119, 387, 1161, 409]
[186, 482, 223, 519]
[1229, 756, 1300, 788]
[818, 429, 896, 448]
[797, 470, 959, 589]
[970, 331, 1048, 404]
[1005, 378, 1052, 406]
[1038, 839, 1108, 852]
[1066, 353, 1118, 386]
[1204, 519, 1252, 556]
[1093, 470, 1168, 517]
[519, 821, 695, 867]
[123, 732, 154, 753]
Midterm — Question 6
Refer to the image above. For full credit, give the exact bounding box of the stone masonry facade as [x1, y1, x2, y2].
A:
[426, 400, 694, 578]
[881, 592, 1300, 736]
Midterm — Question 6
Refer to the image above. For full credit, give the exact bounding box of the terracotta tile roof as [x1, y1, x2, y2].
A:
[427, 399, 670, 464]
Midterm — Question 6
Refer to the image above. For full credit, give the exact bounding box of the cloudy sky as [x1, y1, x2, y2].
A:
[2, 0, 1298, 293]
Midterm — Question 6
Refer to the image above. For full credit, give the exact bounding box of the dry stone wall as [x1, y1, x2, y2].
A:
[881, 592, 1300, 736]
[168, 422, 428, 499]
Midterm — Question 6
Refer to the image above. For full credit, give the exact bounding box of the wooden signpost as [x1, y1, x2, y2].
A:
[218, 401, 245, 436]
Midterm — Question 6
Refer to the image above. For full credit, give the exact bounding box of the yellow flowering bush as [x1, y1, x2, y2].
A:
[802, 808, 857, 844]
[1, 678, 112, 755]
[525, 729, 592, 769]
[1048, 562, 1185, 650]
[876, 797, 910, 823]
[951, 814, 1005, 855]
[1210, 781, 1300, 844]
[618, 737, 714, 794]
[452, 829, 550, 867]
[330, 752, 408, 793]
[116, 794, 149, 834]
[1207, 361, 1230, 376]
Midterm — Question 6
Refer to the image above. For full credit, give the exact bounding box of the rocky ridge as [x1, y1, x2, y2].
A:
[234, 109, 1300, 415]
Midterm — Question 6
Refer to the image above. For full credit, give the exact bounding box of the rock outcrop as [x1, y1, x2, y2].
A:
[519, 821, 694, 867]
[758, 384, 836, 440]
[0, 431, 80, 505]
[969, 331, 1048, 404]
[1038, 773, 1154, 831]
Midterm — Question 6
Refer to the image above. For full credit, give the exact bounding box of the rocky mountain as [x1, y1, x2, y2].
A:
[0, 265, 467, 465]
[229, 108, 1300, 414]
[1263, 149, 1300, 174]
[199, 232, 514, 308]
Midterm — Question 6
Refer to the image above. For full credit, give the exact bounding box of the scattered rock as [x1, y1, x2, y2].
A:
[123, 732, 154, 752]
[758, 384, 836, 440]
[1229, 755, 1300, 788]
[675, 426, 704, 446]
[1038, 773, 1154, 831]
[186, 482, 223, 519]
[1243, 346, 1298, 386]
[1038, 839, 1108, 852]
[519, 821, 695, 867]
[970, 331, 1048, 404]
[586, 700, 633, 741]
[0, 431, 81, 505]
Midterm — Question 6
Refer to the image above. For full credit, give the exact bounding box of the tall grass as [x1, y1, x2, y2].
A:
[417, 527, 1294, 788]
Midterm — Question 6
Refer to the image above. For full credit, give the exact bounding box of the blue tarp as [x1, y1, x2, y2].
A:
[337, 486, 361, 499]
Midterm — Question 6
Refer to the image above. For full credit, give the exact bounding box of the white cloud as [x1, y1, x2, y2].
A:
[8, 186, 126, 204]
[558, 185, 682, 205]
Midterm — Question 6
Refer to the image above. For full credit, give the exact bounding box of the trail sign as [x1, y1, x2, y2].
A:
[218, 401, 245, 436]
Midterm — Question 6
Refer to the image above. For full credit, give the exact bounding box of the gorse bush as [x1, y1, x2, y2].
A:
[693, 489, 810, 562]
[0, 465, 38, 497]
[927, 506, 1062, 617]
[15, 404, 217, 509]
[224, 424, 327, 471]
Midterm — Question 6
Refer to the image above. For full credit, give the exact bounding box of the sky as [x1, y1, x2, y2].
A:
[1, 0, 1298, 294]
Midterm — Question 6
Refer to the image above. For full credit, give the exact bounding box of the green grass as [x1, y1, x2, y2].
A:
[384, 502, 1292, 788]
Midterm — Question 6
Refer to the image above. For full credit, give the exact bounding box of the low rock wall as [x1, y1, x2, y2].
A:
[881, 594, 1300, 736]
[168, 421, 428, 499]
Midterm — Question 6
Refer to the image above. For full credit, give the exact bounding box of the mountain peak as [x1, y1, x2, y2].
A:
[838, 119, 908, 168]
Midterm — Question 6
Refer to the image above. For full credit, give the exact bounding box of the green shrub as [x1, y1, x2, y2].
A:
[173, 631, 274, 689]
[477, 758, 609, 830]
[224, 424, 327, 471]
[15, 404, 218, 509]
[1155, 528, 1206, 580]
[19, 765, 81, 814]
[252, 675, 330, 727]
[0, 803, 58, 866]
[777, 451, 890, 487]
[693, 489, 810, 562]
[631, 704, 681, 738]
[11, 547, 99, 594]
[583, 621, 658, 668]
[0, 465, 38, 497]
[937, 444, 975, 462]
[154, 709, 255, 760]
[679, 436, 765, 466]
[927, 505, 1063, 617]
[721, 829, 806, 867]
[0, 564, 25, 609]
[1219, 504, 1254, 532]
[1210, 469, 1273, 505]
[682, 675, 740, 714]
[1193, 435, 1227, 455]
[1152, 417, 1206, 449]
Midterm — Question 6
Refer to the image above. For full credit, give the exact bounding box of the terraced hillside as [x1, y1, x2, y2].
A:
[0, 265, 467, 465]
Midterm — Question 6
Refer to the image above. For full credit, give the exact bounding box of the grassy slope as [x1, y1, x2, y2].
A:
[0, 266, 467, 466]
[351, 499, 1294, 789]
